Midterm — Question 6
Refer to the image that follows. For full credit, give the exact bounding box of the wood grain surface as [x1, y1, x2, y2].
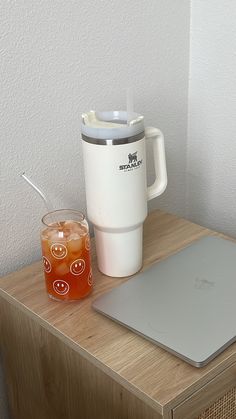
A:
[1, 210, 236, 416]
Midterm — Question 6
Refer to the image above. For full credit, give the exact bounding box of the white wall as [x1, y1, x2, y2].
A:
[1, 0, 190, 277]
[187, 1, 236, 236]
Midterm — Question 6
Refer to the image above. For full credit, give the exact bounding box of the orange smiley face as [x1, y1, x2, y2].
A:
[50, 243, 67, 259]
[53, 280, 70, 295]
[70, 259, 85, 276]
[88, 269, 93, 286]
[85, 236, 90, 251]
[43, 256, 51, 273]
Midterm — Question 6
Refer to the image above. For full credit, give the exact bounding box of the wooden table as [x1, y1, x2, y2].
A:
[1, 210, 236, 419]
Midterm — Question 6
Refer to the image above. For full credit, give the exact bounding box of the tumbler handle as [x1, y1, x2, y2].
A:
[145, 127, 167, 201]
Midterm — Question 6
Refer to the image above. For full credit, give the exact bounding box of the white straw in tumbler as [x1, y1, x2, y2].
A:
[126, 87, 134, 125]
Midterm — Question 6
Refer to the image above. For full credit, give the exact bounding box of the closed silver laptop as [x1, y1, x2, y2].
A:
[93, 236, 236, 367]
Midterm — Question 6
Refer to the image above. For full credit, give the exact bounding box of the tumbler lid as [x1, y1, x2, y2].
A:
[81, 110, 144, 141]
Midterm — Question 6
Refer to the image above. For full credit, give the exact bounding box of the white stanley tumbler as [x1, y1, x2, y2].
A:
[81, 110, 167, 277]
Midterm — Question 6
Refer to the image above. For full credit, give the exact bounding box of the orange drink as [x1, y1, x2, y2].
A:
[41, 210, 93, 301]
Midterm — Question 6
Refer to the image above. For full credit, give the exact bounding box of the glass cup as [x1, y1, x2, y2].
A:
[41, 209, 93, 301]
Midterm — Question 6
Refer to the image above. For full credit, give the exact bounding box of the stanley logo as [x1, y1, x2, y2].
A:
[119, 151, 142, 171]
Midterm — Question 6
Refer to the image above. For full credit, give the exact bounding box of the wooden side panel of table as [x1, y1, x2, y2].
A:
[1, 299, 161, 419]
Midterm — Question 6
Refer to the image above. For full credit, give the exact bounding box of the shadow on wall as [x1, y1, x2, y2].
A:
[186, 172, 213, 224]
[185, 130, 236, 238]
